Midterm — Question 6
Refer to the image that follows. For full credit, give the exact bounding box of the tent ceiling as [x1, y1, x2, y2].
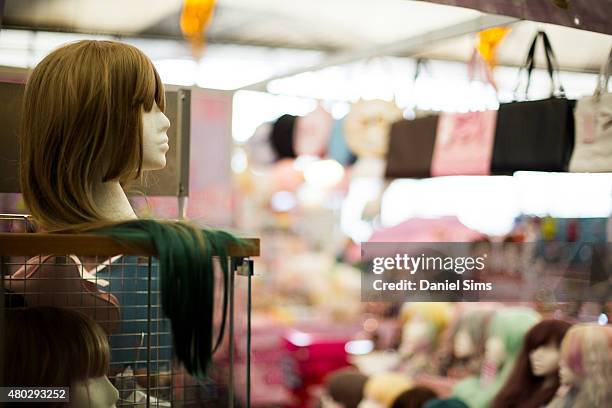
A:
[2, 0, 611, 72]
[410, 21, 612, 73]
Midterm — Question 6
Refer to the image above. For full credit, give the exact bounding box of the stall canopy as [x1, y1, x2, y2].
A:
[1, 0, 611, 87]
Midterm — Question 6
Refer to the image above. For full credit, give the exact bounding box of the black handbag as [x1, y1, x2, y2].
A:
[491, 31, 575, 174]
[384, 115, 439, 179]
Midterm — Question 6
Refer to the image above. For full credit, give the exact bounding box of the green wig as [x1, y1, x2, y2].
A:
[452, 307, 540, 408]
[92, 219, 246, 379]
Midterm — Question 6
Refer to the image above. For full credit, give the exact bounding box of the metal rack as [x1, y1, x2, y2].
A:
[0, 228, 258, 407]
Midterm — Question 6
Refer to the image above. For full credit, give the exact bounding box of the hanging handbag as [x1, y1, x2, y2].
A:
[431, 51, 498, 176]
[569, 48, 612, 172]
[430, 109, 497, 176]
[384, 115, 439, 179]
[491, 31, 575, 175]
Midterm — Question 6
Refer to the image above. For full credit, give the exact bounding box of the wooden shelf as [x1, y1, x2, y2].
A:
[0, 233, 259, 257]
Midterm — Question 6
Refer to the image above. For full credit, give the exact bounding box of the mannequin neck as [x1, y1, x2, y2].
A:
[92, 181, 137, 222]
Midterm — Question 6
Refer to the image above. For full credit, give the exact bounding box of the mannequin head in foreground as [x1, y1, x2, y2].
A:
[20, 40, 169, 230]
[2, 306, 119, 408]
[321, 368, 368, 408]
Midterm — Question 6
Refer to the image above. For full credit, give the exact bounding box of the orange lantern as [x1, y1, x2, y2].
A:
[477, 26, 510, 69]
[180, 0, 216, 57]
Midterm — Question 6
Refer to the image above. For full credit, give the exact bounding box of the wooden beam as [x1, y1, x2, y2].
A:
[0, 233, 259, 257]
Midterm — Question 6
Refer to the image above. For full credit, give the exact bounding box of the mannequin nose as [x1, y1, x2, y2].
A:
[161, 113, 171, 131]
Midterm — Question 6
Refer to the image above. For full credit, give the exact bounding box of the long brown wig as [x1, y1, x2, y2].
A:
[20, 40, 165, 231]
[491, 319, 572, 408]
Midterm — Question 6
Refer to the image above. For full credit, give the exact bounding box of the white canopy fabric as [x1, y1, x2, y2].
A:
[1, 0, 611, 79]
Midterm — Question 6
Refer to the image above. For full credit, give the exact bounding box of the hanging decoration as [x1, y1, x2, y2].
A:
[180, 0, 216, 58]
[476, 26, 511, 69]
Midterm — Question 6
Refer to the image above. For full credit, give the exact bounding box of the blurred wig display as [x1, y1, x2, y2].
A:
[358, 372, 413, 408]
[340, 99, 402, 243]
[2, 306, 119, 408]
[397, 303, 452, 376]
[343, 99, 403, 161]
[547, 324, 612, 408]
[321, 368, 368, 408]
[391, 385, 438, 408]
[492, 319, 572, 408]
[437, 307, 495, 379]
[424, 398, 469, 408]
[452, 307, 541, 408]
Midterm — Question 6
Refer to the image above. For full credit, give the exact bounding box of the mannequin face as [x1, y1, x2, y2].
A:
[529, 344, 561, 376]
[142, 103, 171, 170]
[400, 319, 431, 355]
[485, 337, 506, 365]
[558, 361, 576, 386]
[454, 329, 476, 359]
[72, 376, 119, 408]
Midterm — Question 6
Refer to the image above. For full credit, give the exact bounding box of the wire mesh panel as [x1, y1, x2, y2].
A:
[0, 225, 258, 407]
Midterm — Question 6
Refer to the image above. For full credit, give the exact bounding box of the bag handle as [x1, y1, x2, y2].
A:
[515, 31, 565, 99]
[595, 47, 612, 97]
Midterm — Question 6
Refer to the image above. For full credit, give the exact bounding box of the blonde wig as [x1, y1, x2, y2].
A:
[560, 324, 612, 408]
[20, 40, 165, 231]
[363, 372, 413, 408]
[399, 302, 452, 334]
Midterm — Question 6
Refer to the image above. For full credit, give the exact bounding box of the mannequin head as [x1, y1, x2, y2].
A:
[321, 368, 368, 408]
[492, 319, 572, 408]
[453, 309, 492, 359]
[343, 99, 402, 158]
[454, 330, 476, 359]
[484, 337, 507, 366]
[558, 324, 612, 407]
[484, 308, 541, 369]
[358, 373, 412, 408]
[2, 306, 118, 408]
[437, 308, 493, 377]
[453, 307, 540, 408]
[20, 40, 168, 230]
[399, 302, 451, 356]
[391, 386, 437, 408]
